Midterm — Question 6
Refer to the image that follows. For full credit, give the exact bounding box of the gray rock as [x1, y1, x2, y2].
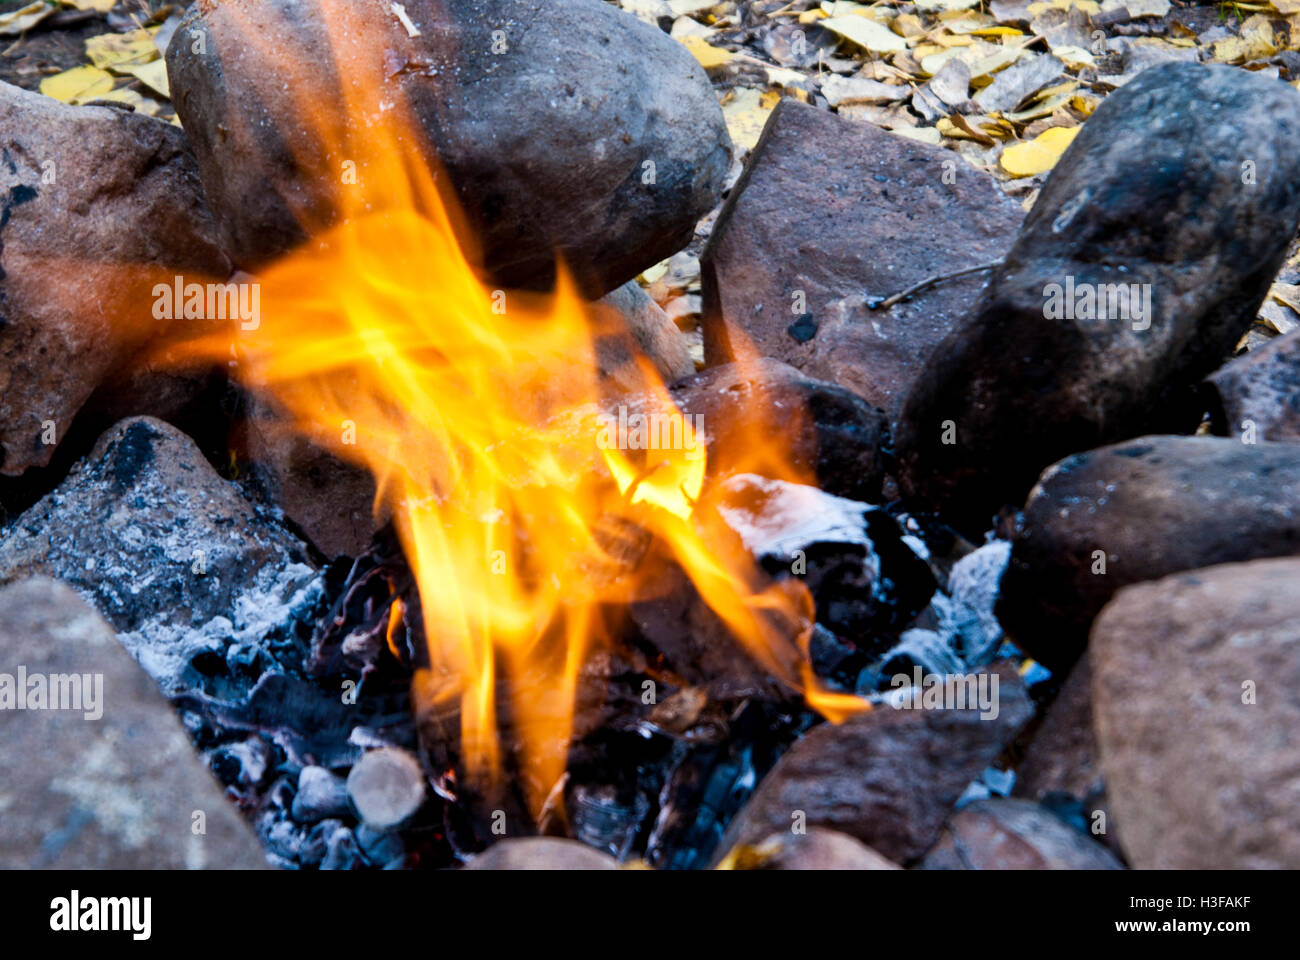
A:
[996, 435, 1300, 668]
[0, 81, 229, 475]
[1091, 558, 1300, 868]
[1208, 330, 1300, 443]
[701, 97, 1023, 427]
[292, 765, 351, 824]
[0, 417, 321, 696]
[898, 63, 1300, 536]
[0, 579, 266, 868]
[346, 747, 427, 831]
[166, 0, 730, 294]
[920, 798, 1123, 869]
[711, 663, 1033, 865]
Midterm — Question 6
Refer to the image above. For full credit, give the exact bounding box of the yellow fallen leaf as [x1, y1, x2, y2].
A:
[1051, 45, 1096, 68]
[0, 1, 55, 36]
[86, 29, 162, 73]
[892, 125, 943, 144]
[40, 65, 115, 105]
[1272, 0, 1300, 12]
[1001, 125, 1079, 176]
[61, 0, 118, 11]
[679, 34, 734, 69]
[125, 59, 170, 99]
[1026, 0, 1100, 13]
[971, 26, 1027, 36]
[820, 15, 909, 53]
[1070, 92, 1099, 115]
[722, 87, 776, 152]
[920, 46, 969, 74]
[91, 87, 162, 116]
[1212, 15, 1276, 63]
[1270, 281, 1300, 315]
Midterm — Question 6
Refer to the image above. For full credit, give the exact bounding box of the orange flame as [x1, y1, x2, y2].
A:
[176, 0, 867, 818]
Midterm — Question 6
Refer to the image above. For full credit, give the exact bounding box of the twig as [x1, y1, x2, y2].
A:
[865, 258, 1003, 310]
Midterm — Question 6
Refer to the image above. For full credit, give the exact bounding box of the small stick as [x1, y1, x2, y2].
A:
[866, 258, 1002, 310]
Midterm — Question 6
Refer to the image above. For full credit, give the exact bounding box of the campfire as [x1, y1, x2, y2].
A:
[4, 0, 1300, 876]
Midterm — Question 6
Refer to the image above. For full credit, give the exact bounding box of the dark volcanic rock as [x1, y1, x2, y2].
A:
[1091, 558, 1300, 868]
[0, 81, 230, 475]
[166, 0, 730, 295]
[919, 798, 1123, 870]
[701, 98, 1024, 426]
[1208, 330, 1300, 443]
[0, 579, 266, 869]
[712, 663, 1032, 865]
[997, 435, 1300, 667]
[898, 63, 1300, 536]
[0, 417, 321, 696]
[666, 358, 892, 503]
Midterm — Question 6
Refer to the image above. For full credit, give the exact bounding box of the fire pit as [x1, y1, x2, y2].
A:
[3, 0, 1300, 879]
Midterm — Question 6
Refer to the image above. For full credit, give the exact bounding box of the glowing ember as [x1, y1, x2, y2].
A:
[176, 0, 867, 819]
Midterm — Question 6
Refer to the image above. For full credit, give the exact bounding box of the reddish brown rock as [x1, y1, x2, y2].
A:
[0, 81, 230, 475]
[1208, 330, 1300, 443]
[1091, 558, 1300, 869]
[919, 798, 1123, 870]
[701, 97, 1024, 426]
[711, 664, 1032, 865]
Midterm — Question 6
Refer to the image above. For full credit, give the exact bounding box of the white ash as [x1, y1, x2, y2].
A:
[116, 561, 323, 697]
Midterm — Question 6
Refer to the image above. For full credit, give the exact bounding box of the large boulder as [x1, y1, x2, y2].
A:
[0, 81, 230, 476]
[0, 579, 266, 868]
[701, 98, 1024, 427]
[897, 63, 1300, 535]
[1091, 558, 1300, 868]
[166, 0, 731, 294]
[997, 435, 1300, 668]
